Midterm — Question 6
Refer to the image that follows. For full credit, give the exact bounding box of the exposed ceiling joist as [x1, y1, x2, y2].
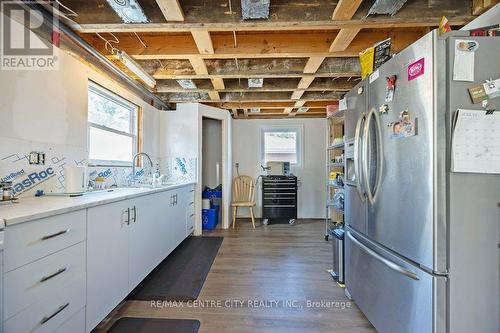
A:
[191, 30, 214, 54]
[332, 0, 364, 20]
[156, 77, 355, 93]
[303, 56, 326, 74]
[211, 77, 225, 90]
[330, 0, 364, 53]
[155, 0, 184, 22]
[329, 28, 362, 52]
[88, 29, 424, 60]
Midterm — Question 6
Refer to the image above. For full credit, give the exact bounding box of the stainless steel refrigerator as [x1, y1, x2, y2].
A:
[344, 31, 500, 333]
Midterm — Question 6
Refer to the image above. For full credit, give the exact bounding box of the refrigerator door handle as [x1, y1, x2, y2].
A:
[362, 107, 384, 205]
[347, 231, 420, 281]
[353, 112, 367, 202]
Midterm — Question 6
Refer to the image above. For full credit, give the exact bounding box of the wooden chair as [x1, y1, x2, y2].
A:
[231, 175, 256, 229]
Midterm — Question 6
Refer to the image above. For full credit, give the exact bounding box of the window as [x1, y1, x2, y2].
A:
[88, 82, 139, 166]
[261, 126, 302, 167]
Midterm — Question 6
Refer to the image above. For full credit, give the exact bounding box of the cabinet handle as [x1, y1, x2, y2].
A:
[131, 206, 137, 223]
[41, 229, 70, 241]
[189, 201, 194, 206]
[40, 268, 67, 283]
[189, 189, 195, 193]
[124, 208, 130, 225]
[40, 302, 69, 325]
[189, 213, 195, 218]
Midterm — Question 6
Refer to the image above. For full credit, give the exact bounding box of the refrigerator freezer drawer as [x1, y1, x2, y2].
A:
[346, 229, 445, 333]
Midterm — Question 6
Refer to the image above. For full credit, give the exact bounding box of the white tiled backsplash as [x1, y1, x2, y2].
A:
[0, 136, 196, 197]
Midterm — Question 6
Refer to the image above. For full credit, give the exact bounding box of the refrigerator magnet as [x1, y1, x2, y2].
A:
[385, 75, 397, 102]
[408, 58, 425, 81]
[390, 110, 417, 139]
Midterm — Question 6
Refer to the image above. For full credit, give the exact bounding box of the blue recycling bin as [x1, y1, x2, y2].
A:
[202, 208, 218, 230]
[203, 189, 222, 223]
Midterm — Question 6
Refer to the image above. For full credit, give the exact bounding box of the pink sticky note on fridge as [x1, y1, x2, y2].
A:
[408, 58, 425, 81]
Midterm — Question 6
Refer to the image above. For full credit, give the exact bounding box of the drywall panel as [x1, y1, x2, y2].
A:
[0, 15, 163, 196]
[232, 118, 326, 219]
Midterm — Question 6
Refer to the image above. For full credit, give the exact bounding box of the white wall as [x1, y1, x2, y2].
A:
[160, 103, 233, 233]
[202, 118, 222, 189]
[232, 118, 326, 219]
[0, 15, 162, 195]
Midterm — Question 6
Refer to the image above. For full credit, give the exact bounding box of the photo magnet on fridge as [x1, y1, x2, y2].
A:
[390, 110, 417, 139]
[385, 75, 397, 102]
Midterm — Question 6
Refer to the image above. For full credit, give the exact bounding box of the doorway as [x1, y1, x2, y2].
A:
[201, 117, 223, 231]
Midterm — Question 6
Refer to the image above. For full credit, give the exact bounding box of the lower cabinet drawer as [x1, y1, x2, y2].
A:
[5, 210, 86, 272]
[4, 274, 86, 333]
[54, 307, 85, 333]
[4, 242, 86, 320]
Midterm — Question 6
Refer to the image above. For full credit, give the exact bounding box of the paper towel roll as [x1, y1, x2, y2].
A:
[64, 166, 88, 193]
[202, 199, 211, 209]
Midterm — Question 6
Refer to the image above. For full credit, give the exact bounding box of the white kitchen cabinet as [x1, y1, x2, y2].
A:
[128, 191, 171, 291]
[86, 185, 194, 332]
[86, 199, 131, 331]
[185, 185, 196, 236]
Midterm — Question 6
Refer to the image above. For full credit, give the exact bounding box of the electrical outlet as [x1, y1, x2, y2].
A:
[29, 152, 45, 165]
[235, 163, 239, 168]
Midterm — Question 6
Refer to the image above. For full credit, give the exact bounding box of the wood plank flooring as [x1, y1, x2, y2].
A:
[100, 219, 375, 333]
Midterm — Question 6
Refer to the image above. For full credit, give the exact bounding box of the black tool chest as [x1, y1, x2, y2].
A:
[261, 176, 297, 224]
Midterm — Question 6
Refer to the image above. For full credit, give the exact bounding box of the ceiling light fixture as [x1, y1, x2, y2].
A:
[297, 107, 309, 112]
[117, 50, 156, 88]
[250, 108, 261, 113]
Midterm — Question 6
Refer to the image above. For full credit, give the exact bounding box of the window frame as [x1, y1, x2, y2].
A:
[87, 81, 140, 167]
[260, 125, 303, 168]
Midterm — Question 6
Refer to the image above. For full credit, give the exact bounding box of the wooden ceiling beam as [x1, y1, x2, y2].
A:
[156, 86, 352, 93]
[88, 30, 423, 60]
[191, 30, 214, 54]
[211, 77, 225, 90]
[75, 16, 473, 33]
[330, 0, 364, 53]
[208, 91, 220, 100]
[303, 56, 326, 74]
[155, 0, 184, 22]
[188, 57, 208, 75]
[329, 28, 362, 52]
[331, 0, 363, 20]
[152, 72, 360, 80]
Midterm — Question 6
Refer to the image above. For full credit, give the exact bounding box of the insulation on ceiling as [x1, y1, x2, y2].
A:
[106, 0, 149, 23]
[367, 0, 408, 16]
[241, 0, 270, 20]
[248, 78, 264, 88]
[176, 79, 197, 89]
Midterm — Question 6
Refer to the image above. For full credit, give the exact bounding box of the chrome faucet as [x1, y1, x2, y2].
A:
[131, 152, 153, 186]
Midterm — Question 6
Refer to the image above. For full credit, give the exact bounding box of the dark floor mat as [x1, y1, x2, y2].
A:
[128, 236, 223, 301]
[107, 318, 200, 333]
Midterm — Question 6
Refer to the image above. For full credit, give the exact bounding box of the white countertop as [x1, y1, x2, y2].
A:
[0, 183, 195, 226]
